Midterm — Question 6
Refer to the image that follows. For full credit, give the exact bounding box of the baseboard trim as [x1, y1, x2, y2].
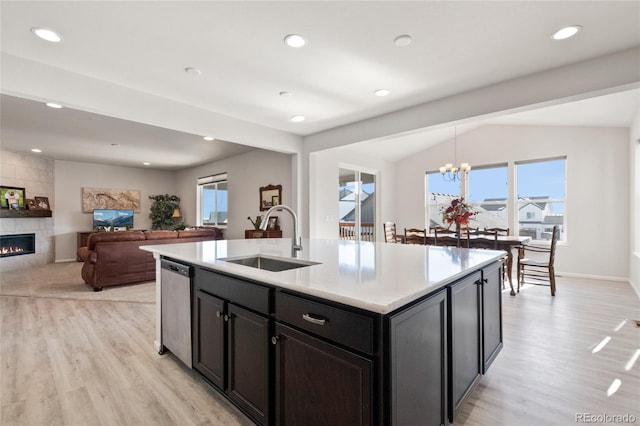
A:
[558, 271, 629, 283]
[55, 258, 77, 263]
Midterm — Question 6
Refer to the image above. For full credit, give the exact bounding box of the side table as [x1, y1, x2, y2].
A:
[244, 229, 283, 239]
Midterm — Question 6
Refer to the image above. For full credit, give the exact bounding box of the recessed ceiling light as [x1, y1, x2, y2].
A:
[374, 89, 390, 97]
[31, 148, 42, 153]
[284, 34, 306, 48]
[45, 102, 62, 109]
[31, 27, 63, 43]
[279, 91, 292, 97]
[143, 162, 151, 166]
[290, 115, 305, 123]
[552, 25, 582, 40]
[203, 136, 214, 141]
[184, 67, 202, 76]
[394, 35, 412, 47]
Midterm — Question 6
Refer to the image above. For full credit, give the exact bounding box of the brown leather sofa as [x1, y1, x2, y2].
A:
[77, 228, 223, 291]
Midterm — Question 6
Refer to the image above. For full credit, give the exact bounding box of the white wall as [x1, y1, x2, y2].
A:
[175, 149, 293, 240]
[54, 160, 176, 262]
[394, 124, 630, 281]
[630, 112, 640, 296]
[309, 148, 396, 241]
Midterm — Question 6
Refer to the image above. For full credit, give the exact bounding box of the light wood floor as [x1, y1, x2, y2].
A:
[1, 266, 639, 425]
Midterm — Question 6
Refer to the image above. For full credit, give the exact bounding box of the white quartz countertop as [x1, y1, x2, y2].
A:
[141, 238, 505, 314]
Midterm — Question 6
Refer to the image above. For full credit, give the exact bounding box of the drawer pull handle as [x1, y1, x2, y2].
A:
[302, 313, 326, 326]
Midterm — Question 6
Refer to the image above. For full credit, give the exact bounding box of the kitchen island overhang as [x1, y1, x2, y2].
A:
[142, 238, 506, 425]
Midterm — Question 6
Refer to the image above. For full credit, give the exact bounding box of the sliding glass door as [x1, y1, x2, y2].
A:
[338, 168, 376, 241]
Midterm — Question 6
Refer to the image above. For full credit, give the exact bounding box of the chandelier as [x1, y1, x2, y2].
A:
[440, 126, 471, 182]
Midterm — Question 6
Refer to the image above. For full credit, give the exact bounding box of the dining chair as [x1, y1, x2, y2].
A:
[404, 228, 426, 245]
[517, 225, 559, 296]
[485, 227, 510, 236]
[468, 229, 499, 250]
[433, 227, 467, 247]
[383, 222, 401, 243]
[485, 227, 514, 289]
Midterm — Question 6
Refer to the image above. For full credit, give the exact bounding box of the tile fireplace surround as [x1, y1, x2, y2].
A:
[0, 149, 55, 272]
[0, 217, 54, 271]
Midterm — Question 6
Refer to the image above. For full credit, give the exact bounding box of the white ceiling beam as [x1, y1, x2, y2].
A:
[303, 46, 640, 153]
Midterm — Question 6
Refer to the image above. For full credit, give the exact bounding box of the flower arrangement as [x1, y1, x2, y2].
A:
[247, 215, 262, 230]
[441, 198, 477, 228]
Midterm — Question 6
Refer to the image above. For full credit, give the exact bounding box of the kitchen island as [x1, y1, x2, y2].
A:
[142, 238, 505, 426]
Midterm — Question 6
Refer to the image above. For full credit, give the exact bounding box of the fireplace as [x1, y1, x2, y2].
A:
[0, 233, 35, 258]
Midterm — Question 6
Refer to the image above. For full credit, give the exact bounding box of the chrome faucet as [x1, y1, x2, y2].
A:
[260, 205, 302, 258]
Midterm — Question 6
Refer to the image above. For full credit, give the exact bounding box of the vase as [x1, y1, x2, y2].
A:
[455, 223, 461, 248]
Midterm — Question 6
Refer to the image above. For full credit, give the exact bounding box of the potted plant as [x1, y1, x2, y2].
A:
[149, 194, 182, 230]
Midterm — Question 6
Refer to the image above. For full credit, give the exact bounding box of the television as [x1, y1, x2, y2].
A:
[93, 209, 134, 230]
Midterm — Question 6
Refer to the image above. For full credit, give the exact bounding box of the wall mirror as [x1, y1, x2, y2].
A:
[259, 184, 282, 211]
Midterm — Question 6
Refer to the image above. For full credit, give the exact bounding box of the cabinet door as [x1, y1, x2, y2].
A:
[193, 290, 226, 390]
[389, 288, 447, 426]
[227, 304, 270, 426]
[274, 323, 373, 426]
[448, 271, 482, 423]
[482, 263, 503, 373]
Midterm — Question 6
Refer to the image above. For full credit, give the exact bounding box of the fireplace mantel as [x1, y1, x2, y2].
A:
[0, 209, 52, 218]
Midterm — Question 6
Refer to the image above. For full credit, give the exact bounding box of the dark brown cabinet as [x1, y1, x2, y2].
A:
[185, 259, 503, 426]
[273, 292, 374, 425]
[193, 269, 271, 425]
[448, 270, 483, 423]
[273, 323, 373, 426]
[481, 263, 503, 373]
[194, 290, 225, 389]
[389, 288, 448, 426]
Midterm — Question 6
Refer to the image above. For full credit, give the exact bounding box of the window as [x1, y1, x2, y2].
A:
[197, 173, 227, 227]
[427, 164, 508, 230]
[426, 171, 461, 228]
[516, 158, 566, 241]
[467, 164, 508, 230]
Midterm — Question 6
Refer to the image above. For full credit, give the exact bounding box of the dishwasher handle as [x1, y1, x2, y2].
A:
[161, 259, 192, 277]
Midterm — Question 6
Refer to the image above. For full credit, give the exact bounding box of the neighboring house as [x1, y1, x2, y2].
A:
[429, 194, 564, 238]
[518, 196, 563, 239]
[480, 198, 508, 222]
[339, 189, 372, 222]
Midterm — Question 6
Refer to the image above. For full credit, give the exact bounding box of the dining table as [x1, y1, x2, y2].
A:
[397, 233, 531, 295]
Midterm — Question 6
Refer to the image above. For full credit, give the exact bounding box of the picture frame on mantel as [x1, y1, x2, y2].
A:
[259, 184, 282, 211]
[0, 186, 25, 209]
[33, 196, 51, 210]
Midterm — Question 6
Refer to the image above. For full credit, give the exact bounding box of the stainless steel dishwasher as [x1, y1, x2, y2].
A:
[160, 258, 193, 368]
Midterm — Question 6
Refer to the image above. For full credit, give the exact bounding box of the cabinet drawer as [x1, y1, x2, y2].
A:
[275, 292, 374, 355]
[195, 268, 271, 315]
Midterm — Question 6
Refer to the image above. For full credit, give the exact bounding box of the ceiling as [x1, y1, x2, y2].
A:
[0, 94, 256, 170]
[1, 1, 639, 169]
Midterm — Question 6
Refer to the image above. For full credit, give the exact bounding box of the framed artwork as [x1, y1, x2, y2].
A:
[26, 199, 36, 210]
[259, 184, 282, 211]
[33, 196, 51, 210]
[267, 216, 279, 230]
[81, 187, 141, 212]
[0, 186, 25, 209]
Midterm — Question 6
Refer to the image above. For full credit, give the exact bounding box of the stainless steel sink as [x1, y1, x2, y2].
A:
[219, 255, 320, 272]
